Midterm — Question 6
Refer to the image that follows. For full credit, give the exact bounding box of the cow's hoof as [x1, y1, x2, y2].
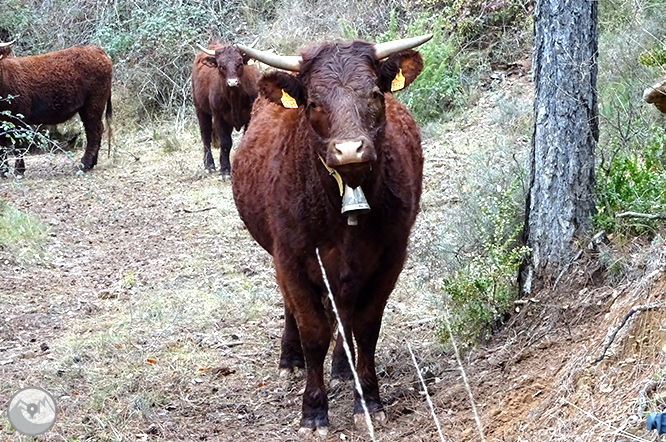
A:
[204, 168, 216, 174]
[354, 410, 387, 430]
[298, 426, 328, 441]
[329, 377, 349, 390]
[279, 366, 301, 378]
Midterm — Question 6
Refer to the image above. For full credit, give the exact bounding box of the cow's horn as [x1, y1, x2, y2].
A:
[236, 44, 302, 72]
[0, 40, 15, 49]
[373, 34, 433, 60]
[197, 44, 215, 56]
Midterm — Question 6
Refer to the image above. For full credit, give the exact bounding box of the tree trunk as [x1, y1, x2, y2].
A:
[522, 0, 598, 293]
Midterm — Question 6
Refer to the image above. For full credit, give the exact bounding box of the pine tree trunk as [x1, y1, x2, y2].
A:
[522, 0, 598, 293]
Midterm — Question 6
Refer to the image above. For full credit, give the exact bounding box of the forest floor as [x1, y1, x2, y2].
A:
[1, 77, 665, 442]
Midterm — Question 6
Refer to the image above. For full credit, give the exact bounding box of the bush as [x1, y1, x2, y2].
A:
[437, 181, 529, 348]
[375, 12, 463, 123]
[0, 96, 55, 177]
[595, 127, 666, 235]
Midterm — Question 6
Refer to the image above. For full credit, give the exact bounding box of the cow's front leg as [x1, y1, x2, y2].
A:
[298, 317, 331, 433]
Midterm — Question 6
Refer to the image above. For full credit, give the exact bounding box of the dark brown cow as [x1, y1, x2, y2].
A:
[0, 41, 112, 176]
[192, 43, 259, 176]
[232, 34, 431, 435]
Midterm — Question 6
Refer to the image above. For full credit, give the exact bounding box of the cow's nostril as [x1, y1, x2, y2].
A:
[335, 140, 363, 154]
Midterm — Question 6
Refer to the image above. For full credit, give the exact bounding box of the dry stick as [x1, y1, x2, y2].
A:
[407, 342, 447, 442]
[315, 248, 376, 441]
[441, 306, 487, 442]
[593, 302, 660, 364]
[616, 211, 666, 219]
[181, 206, 216, 213]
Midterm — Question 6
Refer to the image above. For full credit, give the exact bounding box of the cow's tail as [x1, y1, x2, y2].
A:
[106, 95, 113, 157]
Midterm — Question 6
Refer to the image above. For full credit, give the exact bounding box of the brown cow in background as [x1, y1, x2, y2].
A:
[232, 34, 431, 435]
[643, 78, 666, 113]
[192, 43, 258, 176]
[0, 41, 112, 176]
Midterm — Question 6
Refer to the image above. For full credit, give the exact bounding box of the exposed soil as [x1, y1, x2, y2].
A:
[1, 81, 665, 442]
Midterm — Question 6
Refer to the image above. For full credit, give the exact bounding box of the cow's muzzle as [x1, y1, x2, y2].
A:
[328, 138, 375, 167]
[227, 78, 240, 87]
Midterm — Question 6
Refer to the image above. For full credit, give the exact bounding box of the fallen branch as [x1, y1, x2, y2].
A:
[181, 206, 216, 213]
[593, 302, 660, 364]
[616, 211, 666, 219]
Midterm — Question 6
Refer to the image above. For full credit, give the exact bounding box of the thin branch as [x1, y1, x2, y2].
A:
[407, 342, 447, 442]
[593, 303, 660, 364]
[616, 211, 666, 220]
[316, 248, 376, 441]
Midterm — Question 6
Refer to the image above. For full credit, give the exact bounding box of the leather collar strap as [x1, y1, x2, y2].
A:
[317, 154, 344, 196]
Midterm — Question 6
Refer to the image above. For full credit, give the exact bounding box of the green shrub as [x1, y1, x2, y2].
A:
[437, 181, 529, 348]
[0, 96, 55, 177]
[595, 127, 666, 235]
[376, 12, 463, 123]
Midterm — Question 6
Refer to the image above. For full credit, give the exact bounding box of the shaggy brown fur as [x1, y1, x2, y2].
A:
[192, 43, 258, 176]
[232, 40, 424, 432]
[0, 44, 112, 175]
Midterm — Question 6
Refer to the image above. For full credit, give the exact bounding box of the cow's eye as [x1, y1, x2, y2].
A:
[307, 101, 329, 138]
[371, 87, 383, 100]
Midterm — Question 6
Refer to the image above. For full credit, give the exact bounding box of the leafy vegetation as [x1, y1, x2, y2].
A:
[437, 182, 529, 347]
[595, 128, 666, 235]
[594, 0, 666, 240]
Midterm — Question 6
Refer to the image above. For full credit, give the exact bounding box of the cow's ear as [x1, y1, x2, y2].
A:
[258, 71, 305, 108]
[202, 56, 218, 68]
[378, 49, 424, 92]
[241, 52, 253, 65]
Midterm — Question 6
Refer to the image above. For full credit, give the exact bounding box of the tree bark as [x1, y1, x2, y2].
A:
[522, 0, 598, 293]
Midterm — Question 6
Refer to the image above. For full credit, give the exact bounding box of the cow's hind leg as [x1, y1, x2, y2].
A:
[79, 108, 104, 171]
[279, 306, 305, 375]
[1, 150, 9, 178]
[196, 110, 215, 171]
[14, 158, 25, 178]
[331, 316, 356, 381]
[215, 121, 233, 177]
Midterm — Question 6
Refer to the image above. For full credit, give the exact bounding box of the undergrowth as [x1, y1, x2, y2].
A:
[595, 127, 666, 236]
[438, 181, 529, 348]
[0, 198, 49, 263]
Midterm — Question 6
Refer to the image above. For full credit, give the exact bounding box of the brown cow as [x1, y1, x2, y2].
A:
[232, 34, 431, 435]
[192, 43, 258, 176]
[0, 41, 112, 176]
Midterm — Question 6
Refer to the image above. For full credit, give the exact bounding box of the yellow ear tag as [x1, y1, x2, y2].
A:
[391, 68, 405, 92]
[281, 89, 298, 109]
